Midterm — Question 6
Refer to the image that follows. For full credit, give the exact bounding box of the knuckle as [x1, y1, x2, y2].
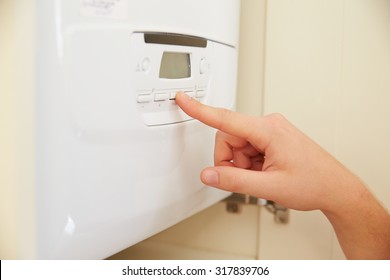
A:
[263, 113, 289, 132]
[264, 113, 286, 124]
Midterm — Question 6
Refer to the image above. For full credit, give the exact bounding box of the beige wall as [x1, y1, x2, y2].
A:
[236, 0, 266, 115]
[0, 0, 36, 259]
[260, 0, 345, 259]
[338, 0, 390, 207]
[260, 0, 390, 259]
[0, 0, 18, 259]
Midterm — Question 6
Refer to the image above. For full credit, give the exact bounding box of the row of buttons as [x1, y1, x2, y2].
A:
[137, 90, 206, 104]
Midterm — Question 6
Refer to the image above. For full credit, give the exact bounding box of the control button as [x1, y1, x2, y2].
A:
[169, 92, 177, 100]
[137, 94, 153, 103]
[154, 92, 170, 102]
[195, 90, 206, 98]
[199, 58, 208, 75]
[184, 90, 196, 98]
[141, 58, 151, 72]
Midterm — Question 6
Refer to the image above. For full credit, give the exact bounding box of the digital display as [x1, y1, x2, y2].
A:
[159, 52, 191, 79]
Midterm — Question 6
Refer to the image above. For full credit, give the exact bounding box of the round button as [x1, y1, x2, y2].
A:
[199, 58, 208, 75]
[141, 58, 150, 72]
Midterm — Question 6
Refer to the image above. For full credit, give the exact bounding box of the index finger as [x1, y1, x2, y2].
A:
[175, 92, 269, 144]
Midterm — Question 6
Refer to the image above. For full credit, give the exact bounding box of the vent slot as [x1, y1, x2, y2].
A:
[144, 33, 207, 48]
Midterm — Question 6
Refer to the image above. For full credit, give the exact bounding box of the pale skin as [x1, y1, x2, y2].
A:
[175, 92, 390, 260]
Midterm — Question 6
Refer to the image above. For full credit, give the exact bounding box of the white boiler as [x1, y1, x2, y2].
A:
[0, 0, 240, 259]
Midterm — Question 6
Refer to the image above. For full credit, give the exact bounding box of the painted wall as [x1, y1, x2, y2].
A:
[0, 0, 36, 259]
[260, 0, 390, 259]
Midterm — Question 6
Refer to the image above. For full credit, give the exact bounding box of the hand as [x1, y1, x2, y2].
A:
[175, 92, 390, 259]
[175, 92, 361, 214]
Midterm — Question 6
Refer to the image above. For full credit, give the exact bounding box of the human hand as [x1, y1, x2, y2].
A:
[175, 92, 362, 214]
[176, 92, 390, 259]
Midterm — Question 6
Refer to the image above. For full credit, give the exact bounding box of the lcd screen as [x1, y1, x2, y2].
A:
[159, 52, 191, 79]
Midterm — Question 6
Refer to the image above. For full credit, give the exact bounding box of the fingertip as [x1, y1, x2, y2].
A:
[175, 91, 192, 106]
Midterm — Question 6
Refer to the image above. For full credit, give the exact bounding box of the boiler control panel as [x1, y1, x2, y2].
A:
[130, 32, 212, 126]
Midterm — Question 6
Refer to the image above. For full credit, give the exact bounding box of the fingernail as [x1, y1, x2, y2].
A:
[202, 169, 219, 186]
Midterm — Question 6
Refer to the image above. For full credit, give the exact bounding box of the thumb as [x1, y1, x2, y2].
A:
[200, 166, 279, 200]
